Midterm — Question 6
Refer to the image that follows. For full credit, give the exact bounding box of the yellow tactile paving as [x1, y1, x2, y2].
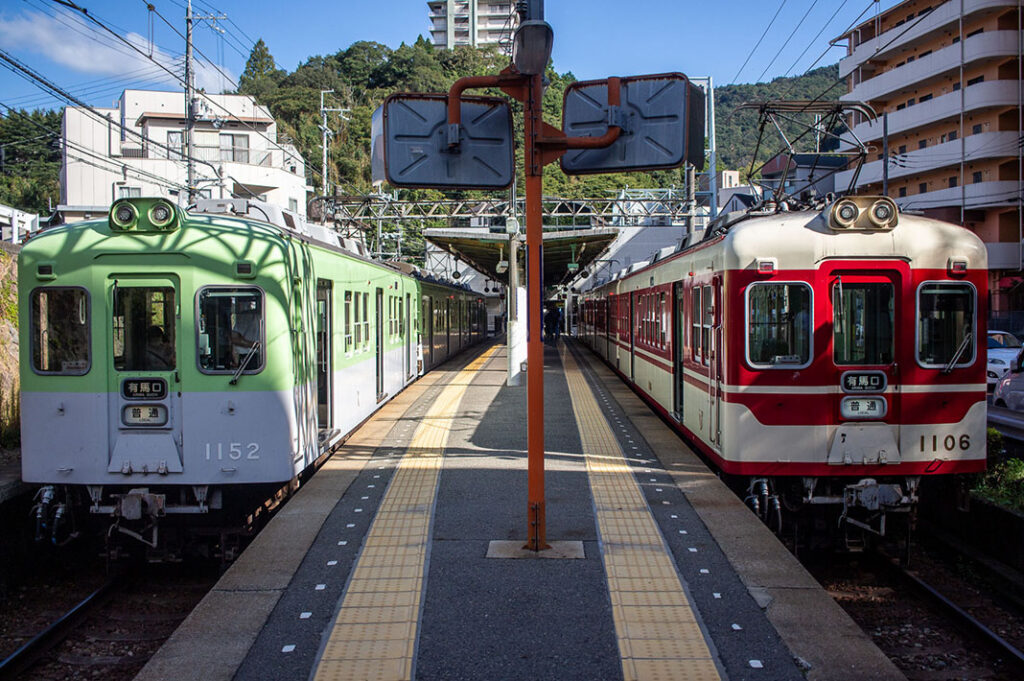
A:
[559, 344, 721, 681]
[313, 346, 500, 681]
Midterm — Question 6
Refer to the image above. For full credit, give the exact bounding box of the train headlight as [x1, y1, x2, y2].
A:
[110, 201, 138, 230]
[867, 198, 898, 229]
[148, 201, 175, 229]
[833, 200, 859, 228]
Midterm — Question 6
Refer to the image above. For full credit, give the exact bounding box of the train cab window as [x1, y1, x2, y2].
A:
[917, 283, 975, 368]
[30, 287, 90, 374]
[196, 287, 264, 373]
[833, 282, 894, 365]
[113, 287, 176, 371]
[747, 283, 812, 368]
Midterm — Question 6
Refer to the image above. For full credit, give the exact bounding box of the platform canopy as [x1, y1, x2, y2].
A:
[423, 226, 618, 286]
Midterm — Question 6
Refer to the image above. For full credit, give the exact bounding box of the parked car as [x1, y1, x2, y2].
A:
[987, 330, 1022, 389]
[993, 348, 1024, 409]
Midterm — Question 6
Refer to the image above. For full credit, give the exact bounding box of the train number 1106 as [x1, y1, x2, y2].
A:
[919, 434, 970, 452]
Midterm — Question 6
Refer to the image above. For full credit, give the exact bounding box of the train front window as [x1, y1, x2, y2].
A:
[197, 287, 264, 373]
[917, 283, 975, 368]
[113, 287, 176, 371]
[30, 287, 90, 374]
[747, 283, 812, 367]
[833, 282, 894, 365]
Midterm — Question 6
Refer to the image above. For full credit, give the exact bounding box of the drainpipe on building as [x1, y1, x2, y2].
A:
[882, 112, 888, 196]
[1017, 0, 1022, 272]
[959, 0, 966, 226]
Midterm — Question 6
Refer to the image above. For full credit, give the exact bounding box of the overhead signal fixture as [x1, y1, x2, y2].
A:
[512, 20, 554, 75]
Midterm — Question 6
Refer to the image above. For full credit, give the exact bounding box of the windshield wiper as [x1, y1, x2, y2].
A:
[942, 325, 972, 375]
[835, 275, 844, 324]
[230, 340, 260, 385]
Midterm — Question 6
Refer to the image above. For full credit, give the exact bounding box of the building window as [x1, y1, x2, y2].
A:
[167, 130, 185, 159]
[898, 145, 907, 154]
[966, 28, 983, 38]
[966, 75, 984, 86]
[907, 98, 916, 107]
[918, 139, 927, 149]
[899, 187, 907, 197]
[948, 130, 958, 141]
[952, 36, 960, 44]
[118, 186, 142, 199]
[896, 103, 906, 111]
[949, 176, 958, 188]
[952, 82, 961, 91]
[919, 93, 932, 102]
[919, 183, 927, 194]
[972, 171, 983, 184]
[219, 133, 249, 163]
[920, 50, 932, 58]
[971, 123, 983, 135]
[288, 198, 298, 212]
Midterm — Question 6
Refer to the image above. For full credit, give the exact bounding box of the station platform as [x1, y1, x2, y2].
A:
[136, 340, 905, 681]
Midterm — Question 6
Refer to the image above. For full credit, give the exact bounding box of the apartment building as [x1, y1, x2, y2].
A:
[59, 89, 311, 222]
[834, 0, 1023, 312]
[428, 0, 517, 49]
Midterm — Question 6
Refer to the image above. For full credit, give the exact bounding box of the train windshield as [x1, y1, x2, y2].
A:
[113, 286, 176, 371]
[30, 287, 90, 374]
[197, 287, 264, 373]
[917, 283, 975, 367]
[747, 283, 812, 367]
[833, 282, 894, 365]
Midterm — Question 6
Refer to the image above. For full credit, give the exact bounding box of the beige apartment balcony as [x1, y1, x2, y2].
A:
[840, 80, 1020, 146]
[894, 180, 1021, 211]
[839, 0, 1017, 78]
[844, 30, 1020, 102]
[837, 130, 1022, 187]
[986, 242, 1023, 269]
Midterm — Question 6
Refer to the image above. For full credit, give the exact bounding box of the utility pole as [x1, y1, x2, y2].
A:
[184, 1, 226, 203]
[882, 112, 889, 196]
[320, 90, 351, 199]
[185, 0, 195, 202]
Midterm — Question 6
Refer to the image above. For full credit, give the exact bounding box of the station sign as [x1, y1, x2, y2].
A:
[561, 73, 705, 175]
[376, 94, 515, 189]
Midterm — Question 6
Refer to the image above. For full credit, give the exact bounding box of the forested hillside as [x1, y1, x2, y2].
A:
[0, 37, 842, 215]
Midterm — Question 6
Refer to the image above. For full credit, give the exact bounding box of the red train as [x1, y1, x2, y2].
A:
[578, 196, 987, 536]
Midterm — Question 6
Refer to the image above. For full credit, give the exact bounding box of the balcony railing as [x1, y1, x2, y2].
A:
[118, 144, 274, 167]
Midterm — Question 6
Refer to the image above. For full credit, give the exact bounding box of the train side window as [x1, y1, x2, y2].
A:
[833, 282, 894, 365]
[691, 287, 701, 360]
[916, 282, 975, 368]
[114, 286, 176, 372]
[365, 292, 371, 348]
[196, 287, 264, 374]
[702, 285, 713, 364]
[30, 287, 90, 375]
[343, 291, 353, 354]
[746, 282, 812, 368]
[353, 293, 362, 349]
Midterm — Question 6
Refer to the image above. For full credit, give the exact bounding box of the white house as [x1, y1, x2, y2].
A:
[59, 89, 312, 222]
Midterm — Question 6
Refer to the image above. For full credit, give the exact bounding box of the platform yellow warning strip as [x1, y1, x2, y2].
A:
[560, 344, 721, 681]
[313, 345, 500, 681]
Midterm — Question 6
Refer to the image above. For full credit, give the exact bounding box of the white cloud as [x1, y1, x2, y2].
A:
[0, 8, 233, 94]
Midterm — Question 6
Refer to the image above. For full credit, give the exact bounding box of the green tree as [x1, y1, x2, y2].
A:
[0, 109, 61, 215]
[238, 38, 284, 100]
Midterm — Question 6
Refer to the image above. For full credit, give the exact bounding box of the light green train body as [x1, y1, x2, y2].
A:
[19, 198, 485, 544]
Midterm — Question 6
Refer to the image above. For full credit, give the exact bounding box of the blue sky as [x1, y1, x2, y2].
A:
[0, 0, 901, 112]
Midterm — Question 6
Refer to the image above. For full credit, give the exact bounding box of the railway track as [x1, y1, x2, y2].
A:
[0, 562, 216, 681]
[805, 539, 1024, 681]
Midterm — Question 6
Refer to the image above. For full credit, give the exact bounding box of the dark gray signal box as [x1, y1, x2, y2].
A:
[380, 94, 515, 189]
[561, 73, 705, 174]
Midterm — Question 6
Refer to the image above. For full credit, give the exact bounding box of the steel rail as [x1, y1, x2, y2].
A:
[0, 577, 119, 680]
[880, 553, 1024, 671]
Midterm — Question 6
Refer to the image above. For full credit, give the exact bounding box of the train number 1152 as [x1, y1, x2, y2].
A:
[204, 442, 261, 460]
[919, 434, 970, 452]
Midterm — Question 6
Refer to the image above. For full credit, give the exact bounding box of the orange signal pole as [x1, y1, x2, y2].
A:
[523, 72, 548, 551]
[447, 70, 621, 553]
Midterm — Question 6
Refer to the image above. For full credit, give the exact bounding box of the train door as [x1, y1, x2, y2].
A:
[315, 279, 332, 429]
[445, 299, 451, 357]
[375, 287, 384, 401]
[673, 282, 685, 421]
[405, 293, 412, 380]
[108, 275, 183, 475]
[422, 296, 433, 370]
[707, 278, 722, 446]
[829, 269, 900, 463]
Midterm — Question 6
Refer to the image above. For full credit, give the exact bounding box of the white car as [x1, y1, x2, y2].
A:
[988, 330, 1023, 389]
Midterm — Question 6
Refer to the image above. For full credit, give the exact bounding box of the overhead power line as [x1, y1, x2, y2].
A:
[755, 0, 823, 84]
[731, 0, 789, 84]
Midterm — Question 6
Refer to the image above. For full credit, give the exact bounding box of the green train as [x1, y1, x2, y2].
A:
[19, 196, 486, 553]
